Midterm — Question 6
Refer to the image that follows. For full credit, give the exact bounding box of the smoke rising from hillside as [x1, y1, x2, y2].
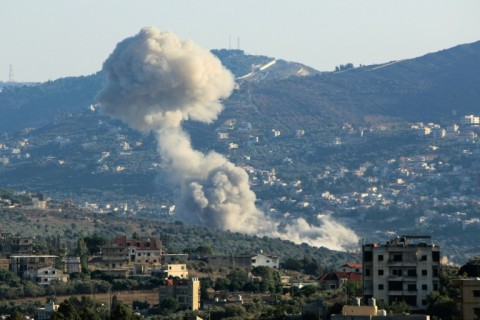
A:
[97, 27, 358, 251]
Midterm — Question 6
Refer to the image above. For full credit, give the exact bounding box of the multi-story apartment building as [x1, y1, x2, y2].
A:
[159, 277, 200, 311]
[362, 236, 440, 309]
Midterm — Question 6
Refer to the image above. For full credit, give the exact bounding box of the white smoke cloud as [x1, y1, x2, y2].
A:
[97, 27, 358, 251]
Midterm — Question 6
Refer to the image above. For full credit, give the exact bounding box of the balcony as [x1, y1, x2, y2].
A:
[387, 259, 417, 267]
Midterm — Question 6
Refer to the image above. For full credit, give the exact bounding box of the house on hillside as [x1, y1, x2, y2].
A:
[318, 272, 362, 290]
[36, 301, 59, 320]
[9, 255, 58, 280]
[151, 264, 188, 279]
[35, 266, 68, 285]
[99, 235, 163, 273]
[0, 232, 34, 257]
[159, 278, 201, 311]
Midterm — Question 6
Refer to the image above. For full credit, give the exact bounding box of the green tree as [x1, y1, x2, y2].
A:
[110, 303, 136, 320]
[389, 299, 409, 314]
[345, 280, 362, 302]
[251, 266, 280, 292]
[227, 268, 248, 291]
[76, 238, 89, 273]
[6, 311, 25, 320]
[54, 298, 82, 320]
[459, 256, 480, 277]
[83, 234, 109, 255]
[158, 297, 180, 315]
[427, 291, 458, 320]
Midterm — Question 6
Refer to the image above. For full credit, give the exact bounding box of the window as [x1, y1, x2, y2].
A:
[393, 254, 402, 262]
[420, 255, 427, 261]
[434, 284, 439, 290]
[473, 290, 480, 297]
[392, 269, 402, 276]
[378, 255, 384, 261]
[433, 268, 439, 277]
[407, 284, 417, 291]
[378, 284, 384, 290]
[432, 252, 440, 262]
[378, 269, 384, 276]
[364, 251, 373, 262]
[422, 284, 428, 290]
[422, 270, 428, 276]
[365, 269, 371, 276]
[389, 281, 402, 291]
[407, 269, 417, 277]
[329, 284, 336, 289]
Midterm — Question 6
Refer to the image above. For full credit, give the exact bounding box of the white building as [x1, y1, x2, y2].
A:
[35, 266, 69, 285]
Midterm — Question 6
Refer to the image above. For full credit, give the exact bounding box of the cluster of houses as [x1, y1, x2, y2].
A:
[2, 231, 480, 319]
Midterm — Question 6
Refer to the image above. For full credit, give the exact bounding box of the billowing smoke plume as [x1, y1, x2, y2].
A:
[97, 27, 358, 251]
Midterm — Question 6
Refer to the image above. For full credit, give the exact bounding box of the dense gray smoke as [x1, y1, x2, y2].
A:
[97, 27, 358, 251]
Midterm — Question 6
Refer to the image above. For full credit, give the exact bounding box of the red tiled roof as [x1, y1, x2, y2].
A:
[341, 263, 363, 269]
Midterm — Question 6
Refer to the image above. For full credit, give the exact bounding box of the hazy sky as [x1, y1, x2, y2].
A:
[1, 0, 479, 82]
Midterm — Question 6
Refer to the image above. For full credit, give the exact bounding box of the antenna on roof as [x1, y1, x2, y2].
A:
[228, 36, 231, 50]
[237, 37, 240, 50]
[8, 64, 14, 83]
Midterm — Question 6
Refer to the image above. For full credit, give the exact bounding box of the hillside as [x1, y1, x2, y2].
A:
[0, 204, 355, 266]
[1, 41, 479, 133]
[1, 42, 480, 260]
[0, 74, 103, 132]
[241, 41, 480, 134]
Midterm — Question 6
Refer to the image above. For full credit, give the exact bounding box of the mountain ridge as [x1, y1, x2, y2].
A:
[1, 40, 479, 133]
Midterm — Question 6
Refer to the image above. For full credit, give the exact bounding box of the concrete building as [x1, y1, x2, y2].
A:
[318, 271, 362, 290]
[36, 301, 59, 320]
[451, 278, 480, 320]
[362, 236, 440, 309]
[100, 235, 163, 271]
[0, 233, 34, 257]
[152, 264, 188, 279]
[64, 256, 82, 274]
[9, 255, 58, 280]
[159, 277, 201, 311]
[35, 266, 69, 285]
